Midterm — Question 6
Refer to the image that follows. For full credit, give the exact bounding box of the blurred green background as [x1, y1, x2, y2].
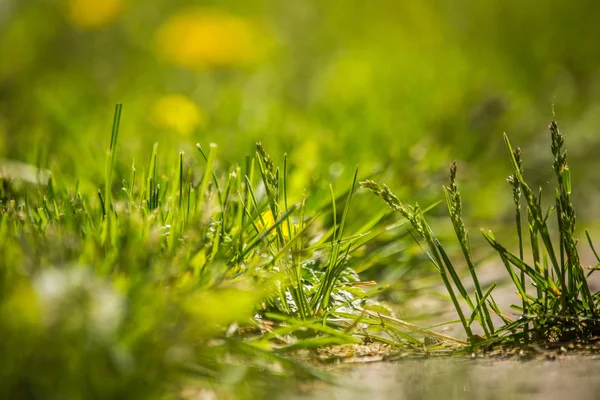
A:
[2, 0, 600, 217]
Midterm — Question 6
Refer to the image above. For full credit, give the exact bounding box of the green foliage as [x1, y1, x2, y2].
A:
[5, 0, 600, 394]
[0, 106, 433, 398]
[364, 117, 600, 345]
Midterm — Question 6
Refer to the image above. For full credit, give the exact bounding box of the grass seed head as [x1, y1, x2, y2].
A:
[256, 142, 278, 194]
[507, 147, 522, 204]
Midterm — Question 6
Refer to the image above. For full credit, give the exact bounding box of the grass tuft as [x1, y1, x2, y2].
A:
[364, 116, 600, 345]
[0, 105, 454, 398]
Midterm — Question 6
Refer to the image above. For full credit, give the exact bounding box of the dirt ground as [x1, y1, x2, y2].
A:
[286, 352, 600, 400]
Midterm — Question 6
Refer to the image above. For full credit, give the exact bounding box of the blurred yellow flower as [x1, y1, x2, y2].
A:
[65, 0, 125, 29]
[155, 8, 269, 68]
[150, 94, 205, 136]
[255, 210, 292, 240]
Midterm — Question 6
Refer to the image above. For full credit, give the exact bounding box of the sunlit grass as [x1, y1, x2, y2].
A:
[0, 105, 438, 398]
[4, 1, 600, 397]
[364, 117, 600, 346]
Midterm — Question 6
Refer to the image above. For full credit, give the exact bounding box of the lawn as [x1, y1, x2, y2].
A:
[2, 1, 600, 398]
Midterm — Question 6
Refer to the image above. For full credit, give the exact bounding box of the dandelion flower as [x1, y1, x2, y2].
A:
[255, 210, 292, 240]
[155, 8, 270, 69]
[65, 0, 125, 29]
[150, 94, 205, 136]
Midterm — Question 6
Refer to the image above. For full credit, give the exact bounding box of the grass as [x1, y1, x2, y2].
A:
[2, 103, 600, 399]
[0, 104, 455, 399]
[5, 2, 600, 398]
[363, 117, 600, 346]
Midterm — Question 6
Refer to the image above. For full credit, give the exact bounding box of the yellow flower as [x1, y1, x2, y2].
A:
[65, 0, 125, 29]
[155, 8, 270, 68]
[255, 210, 292, 240]
[150, 94, 205, 136]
